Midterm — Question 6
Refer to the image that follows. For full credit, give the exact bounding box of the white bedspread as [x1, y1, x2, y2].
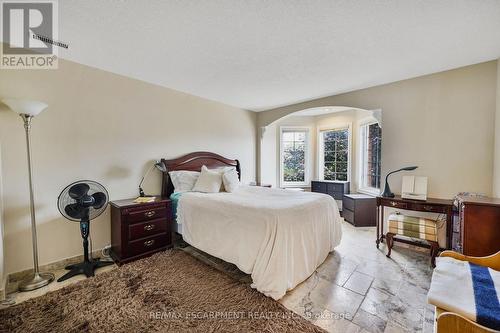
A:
[176, 185, 342, 300]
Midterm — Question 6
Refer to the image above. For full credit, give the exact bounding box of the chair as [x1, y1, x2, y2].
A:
[432, 250, 500, 333]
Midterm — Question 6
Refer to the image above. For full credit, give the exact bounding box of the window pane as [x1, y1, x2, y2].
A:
[337, 173, 348, 181]
[361, 123, 382, 189]
[282, 132, 295, 141]
[337, 139, 348, 151]
[324, 163, 335, 181]
[324, 151, 335, 162]
[337, 162, 348, 173]
[282, 130, 307, 183]
[324, 141, 336, 152]
[323, 131, 335, 141]
[320, 128, 350, 181]
[295, 132, 306, 141]
[335, 152, 348, 163]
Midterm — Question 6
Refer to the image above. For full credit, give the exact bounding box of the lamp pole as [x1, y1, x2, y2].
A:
[18, 114, 54, 292]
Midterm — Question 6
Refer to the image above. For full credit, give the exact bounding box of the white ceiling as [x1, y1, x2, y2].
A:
[53, 1, 500, 111]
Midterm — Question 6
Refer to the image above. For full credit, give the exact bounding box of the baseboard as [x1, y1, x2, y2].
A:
[0, 274, 6, 300]
[7, 249, 107, 284]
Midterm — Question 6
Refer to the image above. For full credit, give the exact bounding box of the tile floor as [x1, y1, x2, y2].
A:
[184, 221, 435, 333]
[2, 221, 435, 333]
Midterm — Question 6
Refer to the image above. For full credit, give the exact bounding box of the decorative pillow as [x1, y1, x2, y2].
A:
[211, 166, 236, 191]
[192, 165, 223, 193]
[169, 170, 200, 193]
[222, 168, 240, 193]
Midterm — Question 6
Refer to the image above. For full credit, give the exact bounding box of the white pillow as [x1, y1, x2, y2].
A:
[169, 170, 200, 193]
[222, 168, 240, 193]
[192, 166, 223, 193]
[211, 166, 236, 191]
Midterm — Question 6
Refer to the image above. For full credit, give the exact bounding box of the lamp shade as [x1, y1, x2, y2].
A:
[2, 99, 48, 116]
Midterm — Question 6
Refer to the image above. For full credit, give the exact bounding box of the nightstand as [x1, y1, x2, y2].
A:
[342, 194, 377, 227]
[109, 197, 173, 265]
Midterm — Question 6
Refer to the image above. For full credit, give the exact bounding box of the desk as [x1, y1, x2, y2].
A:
[376, 195, 454, 250]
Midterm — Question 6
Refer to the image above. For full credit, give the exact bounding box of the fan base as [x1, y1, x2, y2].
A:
[57, 259, 114, 282]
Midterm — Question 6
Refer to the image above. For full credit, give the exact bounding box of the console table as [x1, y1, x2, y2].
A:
[376, 195, 454, 250]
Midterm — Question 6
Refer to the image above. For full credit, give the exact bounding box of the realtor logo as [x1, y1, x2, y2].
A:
[1, 0, 59, 69]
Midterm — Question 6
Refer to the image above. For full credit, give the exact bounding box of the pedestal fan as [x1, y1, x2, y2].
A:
[57, 180, 113, 282]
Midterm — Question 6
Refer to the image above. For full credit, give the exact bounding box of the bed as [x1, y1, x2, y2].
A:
[161, 152, 343, 300]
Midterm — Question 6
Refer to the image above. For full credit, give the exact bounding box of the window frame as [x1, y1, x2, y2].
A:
[358, 120, 382, 196]
[317, 123, 352, 182]
[279, 126, 311, 188]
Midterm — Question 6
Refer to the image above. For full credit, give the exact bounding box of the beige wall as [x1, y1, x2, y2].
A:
[0, 145, 5, 298]
[0, 59, 257, 274]
[494, 59, 500, 197]
[259, 61, 498, 198]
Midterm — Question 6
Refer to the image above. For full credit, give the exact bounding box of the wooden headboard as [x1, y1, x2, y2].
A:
[161, 151, 241, 198]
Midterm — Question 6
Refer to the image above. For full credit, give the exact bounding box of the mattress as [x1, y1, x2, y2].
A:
[175, 185, 343, 299]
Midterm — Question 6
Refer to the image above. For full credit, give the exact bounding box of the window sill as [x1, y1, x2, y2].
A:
[357, 187, 380, 196]
[281, 183, 309, 188]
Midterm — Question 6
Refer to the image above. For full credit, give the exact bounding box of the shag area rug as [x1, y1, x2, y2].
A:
[0, 250, 325, 333]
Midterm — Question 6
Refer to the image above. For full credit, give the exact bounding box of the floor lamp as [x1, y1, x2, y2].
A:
[2, 99, 55, 291]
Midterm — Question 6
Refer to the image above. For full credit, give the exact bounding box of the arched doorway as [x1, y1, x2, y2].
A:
[258, 106, 382, 196]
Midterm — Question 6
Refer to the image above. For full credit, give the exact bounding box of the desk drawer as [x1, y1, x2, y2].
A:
[413, 203, 448, 214]
[128, 218, 167, 241]
[383, 200, 408, 210]
[127, 233, 168, 257]
[126, 205, 169, 224]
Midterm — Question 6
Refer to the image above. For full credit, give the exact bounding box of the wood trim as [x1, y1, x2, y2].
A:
[440, 250, 500, 271]
[161, 151, 241, 198]
[436, 311, 498, 333]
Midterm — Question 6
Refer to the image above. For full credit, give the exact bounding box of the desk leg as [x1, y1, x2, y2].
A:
[380, 207, 384, 244]
[446, 208, 452, 250]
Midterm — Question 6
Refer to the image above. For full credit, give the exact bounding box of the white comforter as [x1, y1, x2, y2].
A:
[176, 185, 342, 300]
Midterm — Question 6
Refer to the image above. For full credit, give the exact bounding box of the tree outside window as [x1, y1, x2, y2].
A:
[281, 129, 308, 185]
[320, 128, 349, 181]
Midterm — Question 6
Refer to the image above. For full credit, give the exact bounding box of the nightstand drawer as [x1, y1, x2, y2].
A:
[126, 205, 169, 224]
[128, 218, 168, 241]
[343, 209, 354, 224]
[127, 233, 168, 257]
[343, 196, 355, 211]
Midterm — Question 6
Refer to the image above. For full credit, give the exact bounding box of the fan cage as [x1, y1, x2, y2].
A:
[57, 180, 109, 222]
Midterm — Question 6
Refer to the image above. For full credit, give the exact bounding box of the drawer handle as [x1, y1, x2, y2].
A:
[144, 224, 155, 231]
[423, 205, 434, 211]
[144, 240, 155, 247]
[144, 211, 156, 218]
[390, 201, 398, 207]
